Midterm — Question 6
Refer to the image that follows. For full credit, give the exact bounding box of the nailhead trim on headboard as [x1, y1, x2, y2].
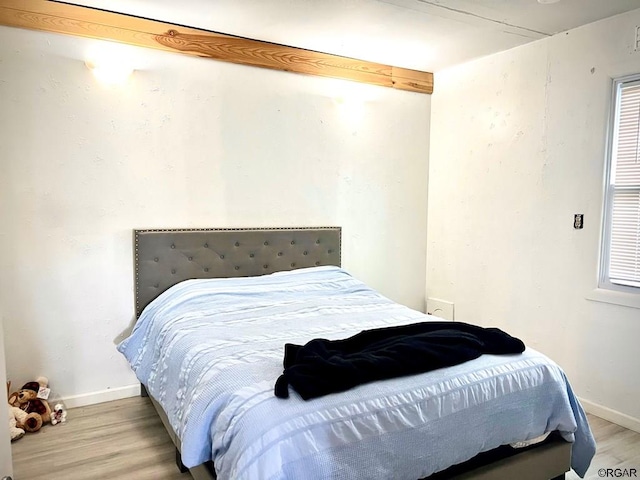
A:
[133, 227, 342, 317]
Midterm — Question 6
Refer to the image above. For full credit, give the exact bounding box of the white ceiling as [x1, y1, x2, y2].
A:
[65, 0, 640, 72]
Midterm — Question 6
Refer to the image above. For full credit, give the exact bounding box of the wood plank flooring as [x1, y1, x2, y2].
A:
[567, 415, 640, 480]
[12, 396, 186, 480]
[12, 396, 640, 479]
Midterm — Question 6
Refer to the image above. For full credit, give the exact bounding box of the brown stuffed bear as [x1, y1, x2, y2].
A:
[7, 404, 43, 438]
[8, 377, 52, 432]
[7, 405, 26, 440]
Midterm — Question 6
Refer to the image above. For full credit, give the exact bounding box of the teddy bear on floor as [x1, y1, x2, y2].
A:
[7, 404, 43, 439]
[7, 404, 25, 441]
[8, 377, 52, 432]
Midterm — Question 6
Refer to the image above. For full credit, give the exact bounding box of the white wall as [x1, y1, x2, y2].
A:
[428, 10, 640, 427]
[0, 316, 13, 478]
[0, 27, 430, 403]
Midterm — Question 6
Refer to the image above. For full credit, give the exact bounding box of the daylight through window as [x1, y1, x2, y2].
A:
[601, 77, 640, 290]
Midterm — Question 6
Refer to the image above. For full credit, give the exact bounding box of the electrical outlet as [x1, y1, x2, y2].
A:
[635, 26, 640, 51]
[574, 214, 584, 229]
[426, 298, 454, 320]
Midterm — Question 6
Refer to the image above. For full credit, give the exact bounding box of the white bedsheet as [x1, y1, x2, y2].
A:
[118, 266, 595, 479]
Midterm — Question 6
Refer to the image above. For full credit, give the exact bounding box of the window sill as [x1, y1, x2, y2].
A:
[586, 288, 640, 309]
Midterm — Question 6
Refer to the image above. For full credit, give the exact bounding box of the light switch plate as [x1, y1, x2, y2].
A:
[426, 298, 454, 320]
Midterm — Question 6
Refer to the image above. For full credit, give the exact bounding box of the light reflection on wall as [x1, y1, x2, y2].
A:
[85, 42, 136, 86]
[331, 79, 380, 123]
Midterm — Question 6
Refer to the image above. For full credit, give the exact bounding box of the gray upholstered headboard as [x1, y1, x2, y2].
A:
[134, 227, 342, 317]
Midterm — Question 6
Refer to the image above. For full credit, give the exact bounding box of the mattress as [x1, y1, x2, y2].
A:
[117, 266, 595, 479]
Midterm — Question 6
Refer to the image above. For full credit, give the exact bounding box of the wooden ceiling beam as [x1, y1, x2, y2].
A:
[0, 0, 433, 94]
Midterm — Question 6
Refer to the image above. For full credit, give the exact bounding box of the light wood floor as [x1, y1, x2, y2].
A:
[567, 414, 640, 480]
[12, 396, 640, 480]
[12, 397, 186, 480]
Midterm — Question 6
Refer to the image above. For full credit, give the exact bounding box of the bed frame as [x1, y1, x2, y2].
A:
[133, 227, 571, 480]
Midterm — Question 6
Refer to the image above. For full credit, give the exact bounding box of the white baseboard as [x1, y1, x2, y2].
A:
[579, 397, 640, 434]
[59, 384, 141, 409]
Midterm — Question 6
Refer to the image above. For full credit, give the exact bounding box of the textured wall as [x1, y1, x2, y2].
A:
[428, 10, 640, 425]
[0, 26, 430, 402]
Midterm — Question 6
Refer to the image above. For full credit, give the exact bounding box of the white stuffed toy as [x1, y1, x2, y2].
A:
[7, 404, 26, 441]
[50, 403, 66, 425]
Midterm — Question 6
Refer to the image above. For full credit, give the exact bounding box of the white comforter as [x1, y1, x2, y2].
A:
[118, 266, 595, 479]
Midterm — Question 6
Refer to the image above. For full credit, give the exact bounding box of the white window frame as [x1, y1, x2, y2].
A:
[598, 74, 640, 295]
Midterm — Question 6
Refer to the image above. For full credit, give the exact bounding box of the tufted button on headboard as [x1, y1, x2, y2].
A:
[134, 227, 341, 317]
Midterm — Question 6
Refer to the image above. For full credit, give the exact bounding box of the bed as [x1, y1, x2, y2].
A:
[119, 227, 595, 480]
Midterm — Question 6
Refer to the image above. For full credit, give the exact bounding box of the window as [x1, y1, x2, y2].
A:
[600, 76, 640, 292]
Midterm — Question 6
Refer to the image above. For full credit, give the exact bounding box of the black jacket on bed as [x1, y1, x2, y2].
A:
[274, 321, 525, 400]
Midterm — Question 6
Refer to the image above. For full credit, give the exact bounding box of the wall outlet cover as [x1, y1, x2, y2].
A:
[574, 213, 583, 229]
[425, 298, 455, 320]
